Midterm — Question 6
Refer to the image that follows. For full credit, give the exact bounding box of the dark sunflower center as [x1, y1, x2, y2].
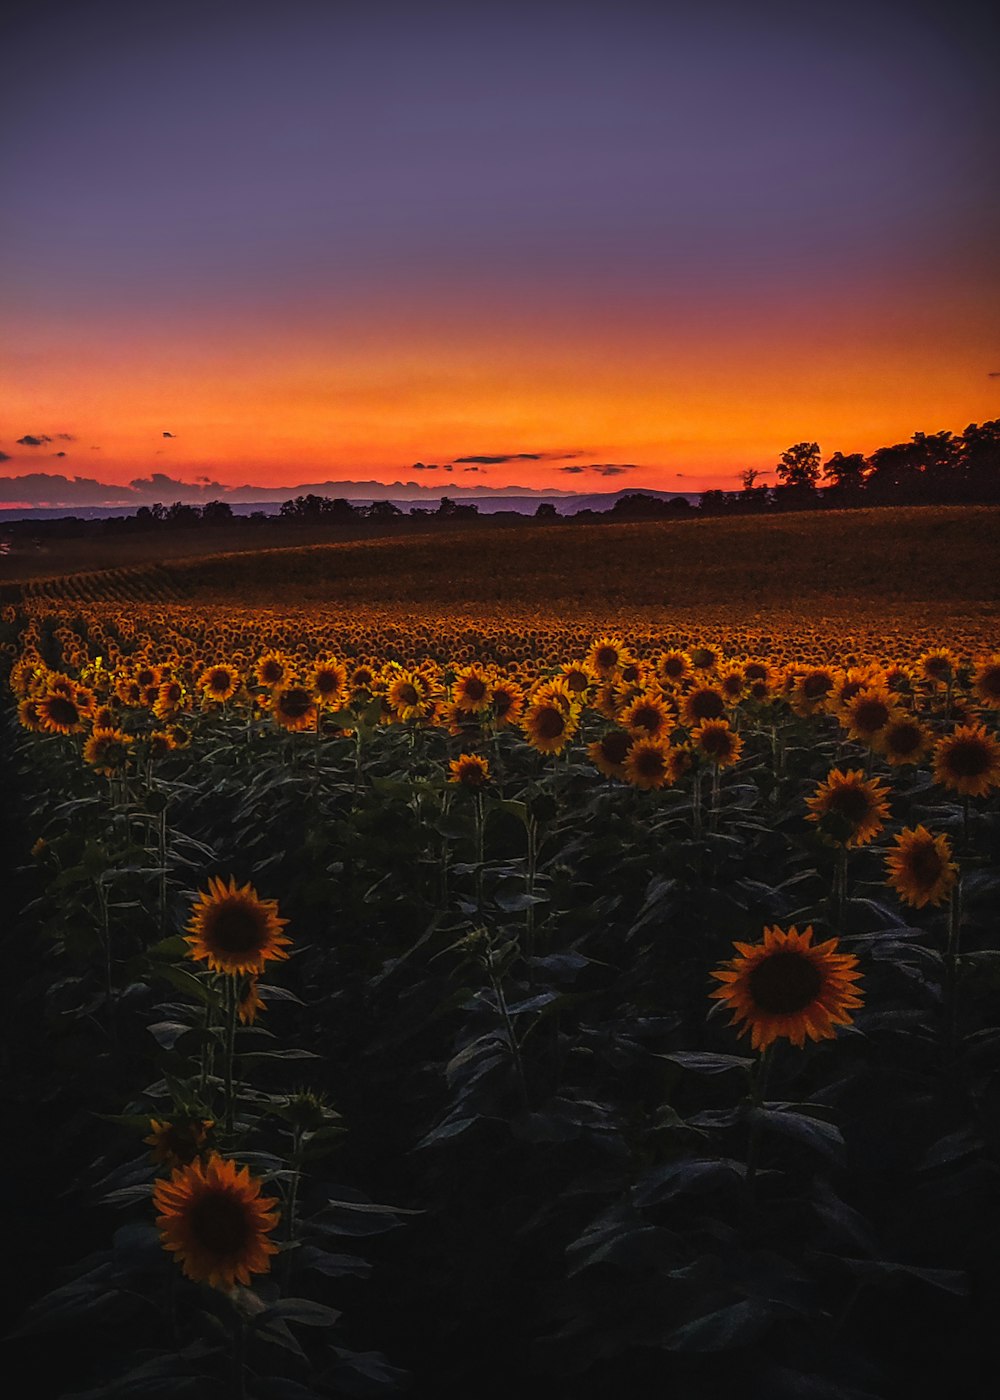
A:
[494, 690, 513, 716]
[699, 728, 730, 756]
[567, 671, 588, 692]
[635, 748, 666, 777]
[632, 705, 661, 733]
[463, 677, 486, 700]
[206, 901, 267, 954]
[537, 707, 566, 739]
[261, 661, 283, 683]
[188, 1190, 252, 1255]
[854, 699, 890, 730]
[316, 670, 339, 694]
[803, 672, 834, 698]
[596, 647, 618, 670]
[690, 689, 725, 720]
[279, 687, 313, 719]
[747, 952, 823, 1014]
[980, 666, 1000, 699]
[398, 683, 419, 707]
[906, 843, 943, 885]
[745, 663, 767, 681]
[826, 786, 874, 823]
[945, 739, 989, 777]
[925, 657, 950, 677]
[209, 669, 231, 691]
[601, 731, 631, 764]
[664, 657, 685, 678]
[887, 722, 920, 755]
[47, 696, 79, 725]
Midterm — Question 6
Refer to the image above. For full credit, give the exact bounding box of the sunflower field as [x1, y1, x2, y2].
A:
[4, 593, 1000, 1398]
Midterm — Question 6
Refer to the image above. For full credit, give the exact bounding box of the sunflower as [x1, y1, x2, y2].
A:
[840, 687, 893, 745]
[17, 697, 44, 732]
[271, 683, 318, 732]
[255, 651, 290, 688]
[587, 728, 632, 780]
[153, 680, 185, 719]
[452, 665, 494, 713]
[310, 658, 347, 707]
[153, 1153, 280, 1289]
[186, 876, 291, 976]
[919, 648, 960, 686]
[710, 925, 863, 1050]
[717, 668, 746, 704]
[876, 711, 932, 766]
[933, 724, 1000, 798]
[37, 690, 87, 735]
[169, 723, 193, 750]
[623, 736, 672, 790]
[83, 727, 134, 775]
[693, 719, 743, 768]
[619, 691, 672, 739]
[148, 730, 177, 760]
[656, 649, 692, 687]
[666, 744, 696, 784]
[491, 678, 525, 729]
[791, 667, 838, 715]
[680, 685, 727, 728]
[586, 635, 630, 680]
[806, 768, 891, 847]
[972, 656, 1000, 708]
[201, 664, 240, 702]
[237, 978, 266, 1026]
[449, 753, 491, 788]
[559, 661, 594, 698]
[522, 698, 579, 754]
[885, 826, 958, 909]
[145, 1117, 214, 1168]
[386, 668, 435, 721]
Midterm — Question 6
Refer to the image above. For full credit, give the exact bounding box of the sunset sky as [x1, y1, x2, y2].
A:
[2, 0, 998, 502]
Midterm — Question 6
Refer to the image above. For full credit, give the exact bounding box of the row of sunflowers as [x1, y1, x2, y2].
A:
[5, 601, 1000, 1397]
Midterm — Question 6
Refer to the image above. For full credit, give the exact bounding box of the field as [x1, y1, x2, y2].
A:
[5, 507, 999, 1398]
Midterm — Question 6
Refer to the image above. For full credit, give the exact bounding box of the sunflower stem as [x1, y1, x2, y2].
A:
[280, 1126, 303, 1292]
[475, 791, 485, 914]
[485, 941, 528, 1109]
[745, 1043, 775, 1201]
[692, 769, 703, 840]
[943, 876, 963, 1082]
[223, 976, 239, 1135]
[524, 812, 538, 971]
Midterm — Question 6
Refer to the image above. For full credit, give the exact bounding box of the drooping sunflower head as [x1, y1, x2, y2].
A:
[448, 752, 491, 788]
[693, 718, 743, 768]
[885, 826, 958, 909]
[186, 876, 291, 977]
[933, 724, 1000, 798]
[153, 1152, 280, 1290]
[806, 767, 891, 847]
[972, 655, 1000, 708]
[17, 697, 44, 732]
[145, 1116, 214, 1169]
[710, 924, 863, 1050]
[491, 678, 525, 728]
[83, 727, 134, 776]
[587, 728, 632, 781]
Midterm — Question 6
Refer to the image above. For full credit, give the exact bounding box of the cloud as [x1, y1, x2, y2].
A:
[128, 473, 229, 502]
[17, 434, 51, 447]
[90, 445, 101, 450]
[453, 449, 586, 465]
[558, 463, 637, 477]
[0, 473, 135, 505]
[53, 451, 67, 458]
[409, 462, 439, 471]
[162, 431, 176, 438]
[57, 433, 75, 441]
[0, 451, 10, 463]
[990, 371, 1000, 378]
[462, 466, 486, 473]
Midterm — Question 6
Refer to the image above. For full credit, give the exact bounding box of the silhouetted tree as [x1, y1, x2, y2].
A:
[366, 500, 402, 520]
[823, 452, 867, 500]
[201, 499, 234, 525]
[775, 442, 821, 491]
[166, 502, 201, 526]
[534, 502, 558, 519]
